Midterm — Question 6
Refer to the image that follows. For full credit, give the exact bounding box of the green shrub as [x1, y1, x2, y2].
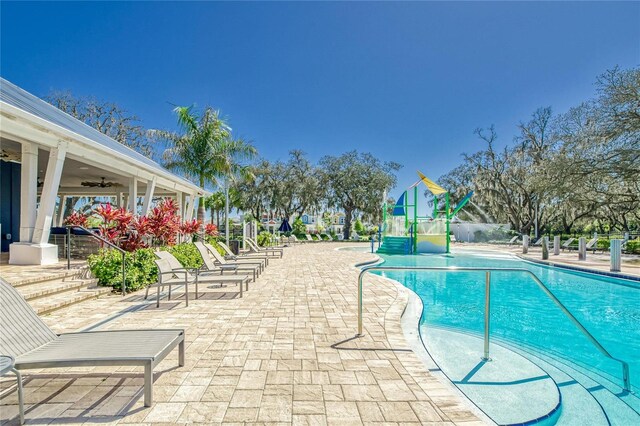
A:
[88, 242, 209, 292]
[205, 236, 227, 256]
[165, 243, 203, 269]
[88, 248, 157, 292]
[597, 239, 610, 250]
[626, 240, 640, 254]
[257, 231, 273, 246]
[292, 218, 306, 235]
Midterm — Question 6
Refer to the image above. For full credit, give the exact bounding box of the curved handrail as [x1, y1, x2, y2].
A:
[66, 225, 127, 296]
[357, 265, 631, 392]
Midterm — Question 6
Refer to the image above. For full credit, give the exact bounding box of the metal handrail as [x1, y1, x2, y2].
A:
[66, 225, 128, 296]
[357, 265, 631, 392]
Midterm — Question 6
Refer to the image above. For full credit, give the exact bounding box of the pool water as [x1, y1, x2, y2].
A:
[373, 250, 640, 425]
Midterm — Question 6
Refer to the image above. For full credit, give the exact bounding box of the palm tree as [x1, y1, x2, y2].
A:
[210, 136, 257, 243]
[158, 106, 231, 222]
[204, 191, 225, 226]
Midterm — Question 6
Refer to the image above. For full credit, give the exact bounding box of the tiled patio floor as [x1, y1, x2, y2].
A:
[0, 243, 484, 425]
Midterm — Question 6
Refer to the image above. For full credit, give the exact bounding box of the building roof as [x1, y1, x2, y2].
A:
[0, 77, 205, 195]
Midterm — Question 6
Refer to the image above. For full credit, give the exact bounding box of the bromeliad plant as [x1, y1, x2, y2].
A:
[64, 198, 202, 251]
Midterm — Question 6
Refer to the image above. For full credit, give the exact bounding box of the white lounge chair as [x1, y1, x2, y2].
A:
[0, 278, 184, 409]
[195, 241, 261, 281]
[561, 238, 576, 251]
[246, 238, 283, 258]
[218, 241, 271, 266]
[508, 236, 519, 245]
[205, 242, 264, 271]
[149, 251, 251, 303]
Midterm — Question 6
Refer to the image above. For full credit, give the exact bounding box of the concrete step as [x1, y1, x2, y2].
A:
[28, 285, 112, 315]
[8, 268, 87, 288]
[16, 277, 99, 301]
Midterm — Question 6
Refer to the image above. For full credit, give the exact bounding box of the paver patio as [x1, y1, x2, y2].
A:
[0, 243, 484, 425]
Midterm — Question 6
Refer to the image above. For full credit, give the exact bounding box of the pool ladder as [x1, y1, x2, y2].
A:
[355, 264, 632, 392]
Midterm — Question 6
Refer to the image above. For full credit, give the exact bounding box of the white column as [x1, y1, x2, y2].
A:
[192, 192, 199, 221]
[175, 191, 183, 218]
[128, 177, 138, 214]
[184, 194, 193, 221]
[32, 142, 67, 244]
[19, 142, 38, 242]
[116, 191, 124, 208]
[141, 177, 157, 216]
[54, 194, 66, 226]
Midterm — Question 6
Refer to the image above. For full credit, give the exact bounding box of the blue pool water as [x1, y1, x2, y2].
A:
[372, 250, 640, 424]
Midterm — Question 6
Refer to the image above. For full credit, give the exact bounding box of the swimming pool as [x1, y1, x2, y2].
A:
[372, 250, 640, 425]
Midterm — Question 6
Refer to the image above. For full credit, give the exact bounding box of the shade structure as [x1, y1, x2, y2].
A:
[278, 219, 292, 232]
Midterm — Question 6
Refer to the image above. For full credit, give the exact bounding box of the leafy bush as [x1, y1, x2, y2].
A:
[626, 240, 640, 254]
[205, 237, 228, 256]
[257, 231, 273, 246]
[88, 242, 209, 291]
[165, 243, 203, 269]
[88, 248, 157, 292]
[354, 219, 365, 234]
[292, 218, 306, 235]
[597, 239, 610, 250]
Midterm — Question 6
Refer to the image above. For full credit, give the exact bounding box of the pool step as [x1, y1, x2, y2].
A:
[377, 236, 412, 255]
[423, 327, 561, 425]
[515, 347, 640, 425]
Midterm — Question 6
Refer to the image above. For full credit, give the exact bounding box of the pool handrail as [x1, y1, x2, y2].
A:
[355, 264, 631, 392]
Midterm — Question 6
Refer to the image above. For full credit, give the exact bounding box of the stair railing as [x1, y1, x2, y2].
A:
[66, 225, 128, 296]
[356, 264, 631, 392]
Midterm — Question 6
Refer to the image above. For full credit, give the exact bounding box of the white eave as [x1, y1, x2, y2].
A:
[0, 78, 209, 197]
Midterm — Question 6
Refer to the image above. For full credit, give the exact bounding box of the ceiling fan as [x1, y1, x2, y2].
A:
[80, 177, 121, 188]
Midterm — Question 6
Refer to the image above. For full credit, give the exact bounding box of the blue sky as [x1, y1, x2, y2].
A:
[2, 1, 639, 194]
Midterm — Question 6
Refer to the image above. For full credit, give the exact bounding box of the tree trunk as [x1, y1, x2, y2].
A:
[197, 175, 206, 223]
[343, 209, 353, 240]
[210, 207, 214, 224]
[216, 210, 220, 228]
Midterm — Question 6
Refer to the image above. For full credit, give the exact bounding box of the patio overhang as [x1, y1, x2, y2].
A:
[0, 78, 209, 265]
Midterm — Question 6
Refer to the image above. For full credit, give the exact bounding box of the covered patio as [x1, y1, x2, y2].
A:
[0, 78, 207, 265]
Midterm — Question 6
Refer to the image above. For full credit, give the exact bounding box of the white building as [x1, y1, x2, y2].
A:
[0, 78, 208, 265]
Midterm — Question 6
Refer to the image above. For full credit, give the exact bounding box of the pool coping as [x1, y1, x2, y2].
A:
[516, 255, 640, 282]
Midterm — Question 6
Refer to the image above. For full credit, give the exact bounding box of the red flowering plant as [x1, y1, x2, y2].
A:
[180, 219, 202, 242]
[204, 223, 219, 237]
[93, 203, 135, 248]
[146, 198, 181, 246]
[119, 215, 151, 251]
[64, 210, 88, 227]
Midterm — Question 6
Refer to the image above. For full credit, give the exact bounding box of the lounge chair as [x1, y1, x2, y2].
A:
[507, 236, 519, 245]
[585, 238, 599, 253]
[246, 238, 284, 258]
[0, 278, 184, 409]
[531, 237, 543, 246]
[204, 242, 264, 272]
[566, 237, 597, 252]
[305, 234, 319, 243]
[561, 238, 576, 251]
[218, 241, 271, 266]
[290, 235, 306, 244]
[148, 251, 251, 303]
[195, 241, 261, 281]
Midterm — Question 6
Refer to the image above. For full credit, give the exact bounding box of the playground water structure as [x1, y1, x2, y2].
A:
[368, 249, 640, 425]
[377, 170, 473, 255]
